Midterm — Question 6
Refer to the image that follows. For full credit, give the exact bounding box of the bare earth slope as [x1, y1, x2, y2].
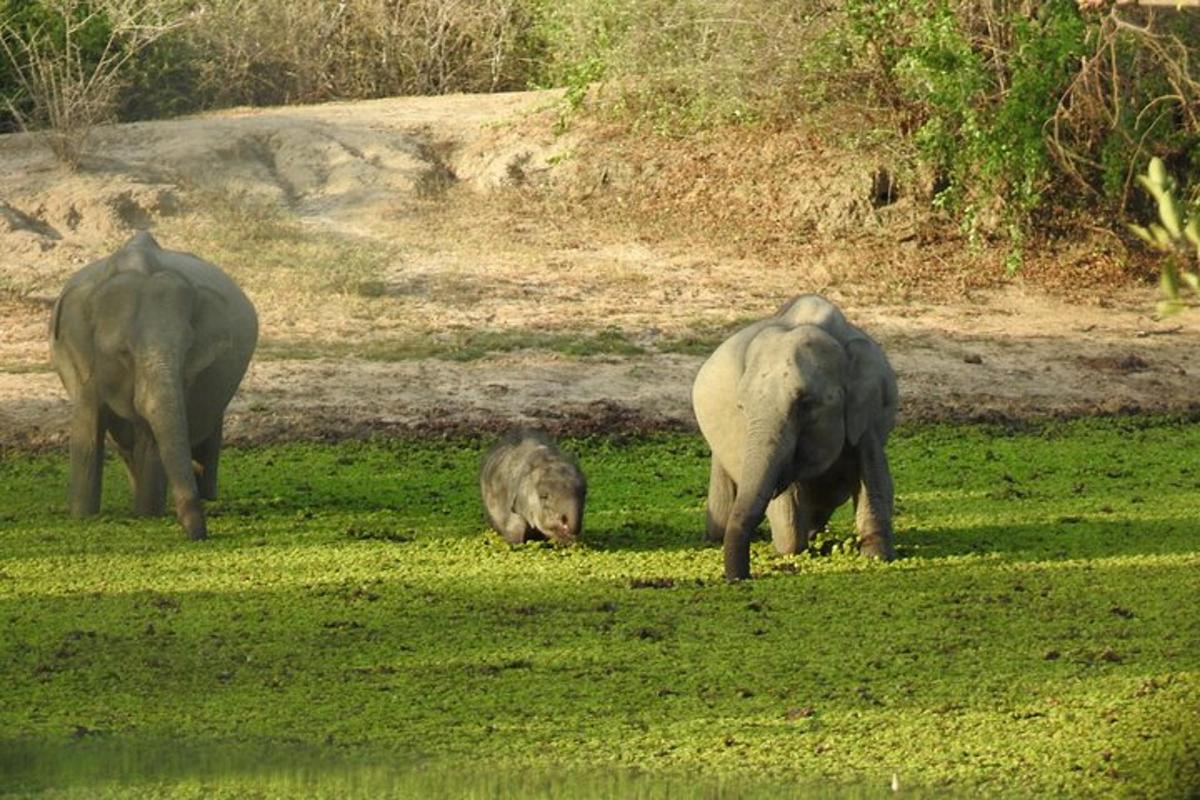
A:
[1, 90, 1197, 448]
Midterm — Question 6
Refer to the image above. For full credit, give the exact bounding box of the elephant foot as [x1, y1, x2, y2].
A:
[859, 533, 895, 561]
[723, 539, 752, 581]
[176, 497, 208, 540]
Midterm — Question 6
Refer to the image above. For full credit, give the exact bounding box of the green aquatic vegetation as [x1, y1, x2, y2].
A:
[0, 418, 1197, 797]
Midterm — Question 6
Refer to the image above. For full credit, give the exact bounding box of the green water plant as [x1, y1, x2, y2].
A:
[1129, 156, 1200, 315]
[1, 419, 1198, 797]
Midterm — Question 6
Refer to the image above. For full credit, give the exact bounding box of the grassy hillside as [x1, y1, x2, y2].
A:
[1, 418, 1198, 797]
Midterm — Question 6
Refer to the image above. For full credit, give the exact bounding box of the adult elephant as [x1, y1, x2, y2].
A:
[692, 295, 898, 581]
[50, 232, 258, 539]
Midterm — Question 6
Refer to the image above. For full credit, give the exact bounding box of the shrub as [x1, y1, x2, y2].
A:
[537, 1, 1200, 252]
[158, 0, 543, 110]
[889, 2, 1090, 260]
[0, 0, 185, 165]
[530, 0, 836, 133]
[0, 1, 186, 164]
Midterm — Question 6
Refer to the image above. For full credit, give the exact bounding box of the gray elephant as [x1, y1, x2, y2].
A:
[692, 295, 898, 580]
[480, 429, 586, 545]
[50, 232, 258, 539]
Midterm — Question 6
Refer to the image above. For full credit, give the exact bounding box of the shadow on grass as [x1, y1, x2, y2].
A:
[899, 517, 1199, 562]
[2, 556, 1197, 798]
[586, 519, 709, 553]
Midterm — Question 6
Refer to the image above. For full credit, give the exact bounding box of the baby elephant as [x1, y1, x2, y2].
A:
[693, 294, 898, 581]
[480, 429, 587, 544]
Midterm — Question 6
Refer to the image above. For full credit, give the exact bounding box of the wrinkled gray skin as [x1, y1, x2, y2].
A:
[692, 295, 898, 581]
[49, 232, 258, 540]
[480, 429, 587, 545]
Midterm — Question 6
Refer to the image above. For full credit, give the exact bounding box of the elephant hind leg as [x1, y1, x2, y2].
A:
[851, 439, 896, 561]
[193, 422, 222, 501]
[766, 485, 819, 555]
[107, 417, 137, 486]
[705, 458, 735, 543]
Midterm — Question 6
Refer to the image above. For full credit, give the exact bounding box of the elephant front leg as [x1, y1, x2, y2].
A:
[852, 437, 895, 560]
[497, 512, 531, 545]
[131, 424, 167, 516]
[705, 458, 735, 543]
[723, 487, 775, 581]
[193, 421, 222, 501]
[67, 400, 105, 517]
[723, 446, 790, 580]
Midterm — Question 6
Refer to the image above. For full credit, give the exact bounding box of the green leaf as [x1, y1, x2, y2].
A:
[1160, 262, 1180, 299]
[1128, 223, 1155, 245]
[1148, 156, 1168, 188]
[1156, 298, 1184, 317]
[1157, 194, 1183, 239]
[1182, 270, 1200, 295]
[1185, 218, 1200, 249]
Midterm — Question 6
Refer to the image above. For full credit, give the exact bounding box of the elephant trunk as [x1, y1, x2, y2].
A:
[137, 359, 206, 540]
[723, 422, 795, 581]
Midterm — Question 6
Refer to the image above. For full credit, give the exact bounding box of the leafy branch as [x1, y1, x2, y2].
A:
[1129, 156, 1200, 315]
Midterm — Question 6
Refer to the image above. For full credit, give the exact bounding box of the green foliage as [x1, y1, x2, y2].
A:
[543, 0, 830, 134]
[115, 30, 203, 122]
[879, 2, 1086, 257]
[1, 419, 1199, 797]
[1129, 156, 1200, 315]
[527, 0, 625, 92]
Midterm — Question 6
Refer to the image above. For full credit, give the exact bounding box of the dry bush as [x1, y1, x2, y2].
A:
[0, 0, 185, 166]
[1050, 5, 1200, 213]
[182, 0, 538, 108]
[537, 0, 838, 131]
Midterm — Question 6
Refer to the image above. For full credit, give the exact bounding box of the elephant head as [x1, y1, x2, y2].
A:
[520, 459, 586, 543]
[54, 235, 233, 390]
[729, 325, 849, 515]
[693, 295, 898, 580]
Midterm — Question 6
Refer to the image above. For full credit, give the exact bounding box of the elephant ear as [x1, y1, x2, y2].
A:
[185, 286, 232, 384]
[843, 335, 895, 446]
[50, 282, 95, 386]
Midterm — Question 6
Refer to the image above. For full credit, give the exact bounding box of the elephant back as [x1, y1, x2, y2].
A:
[102, 233, 248, 307]
[103, 231, 162, 279]
[775, 295, 851, 339]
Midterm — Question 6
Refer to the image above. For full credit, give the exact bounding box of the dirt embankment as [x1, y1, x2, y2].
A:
[1, 90, 1197, 450]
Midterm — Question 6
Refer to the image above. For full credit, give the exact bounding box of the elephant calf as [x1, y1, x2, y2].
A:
[692, 294, 898, 580]
[480, 429, 587, 545]
[50, 232, 258, 539]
